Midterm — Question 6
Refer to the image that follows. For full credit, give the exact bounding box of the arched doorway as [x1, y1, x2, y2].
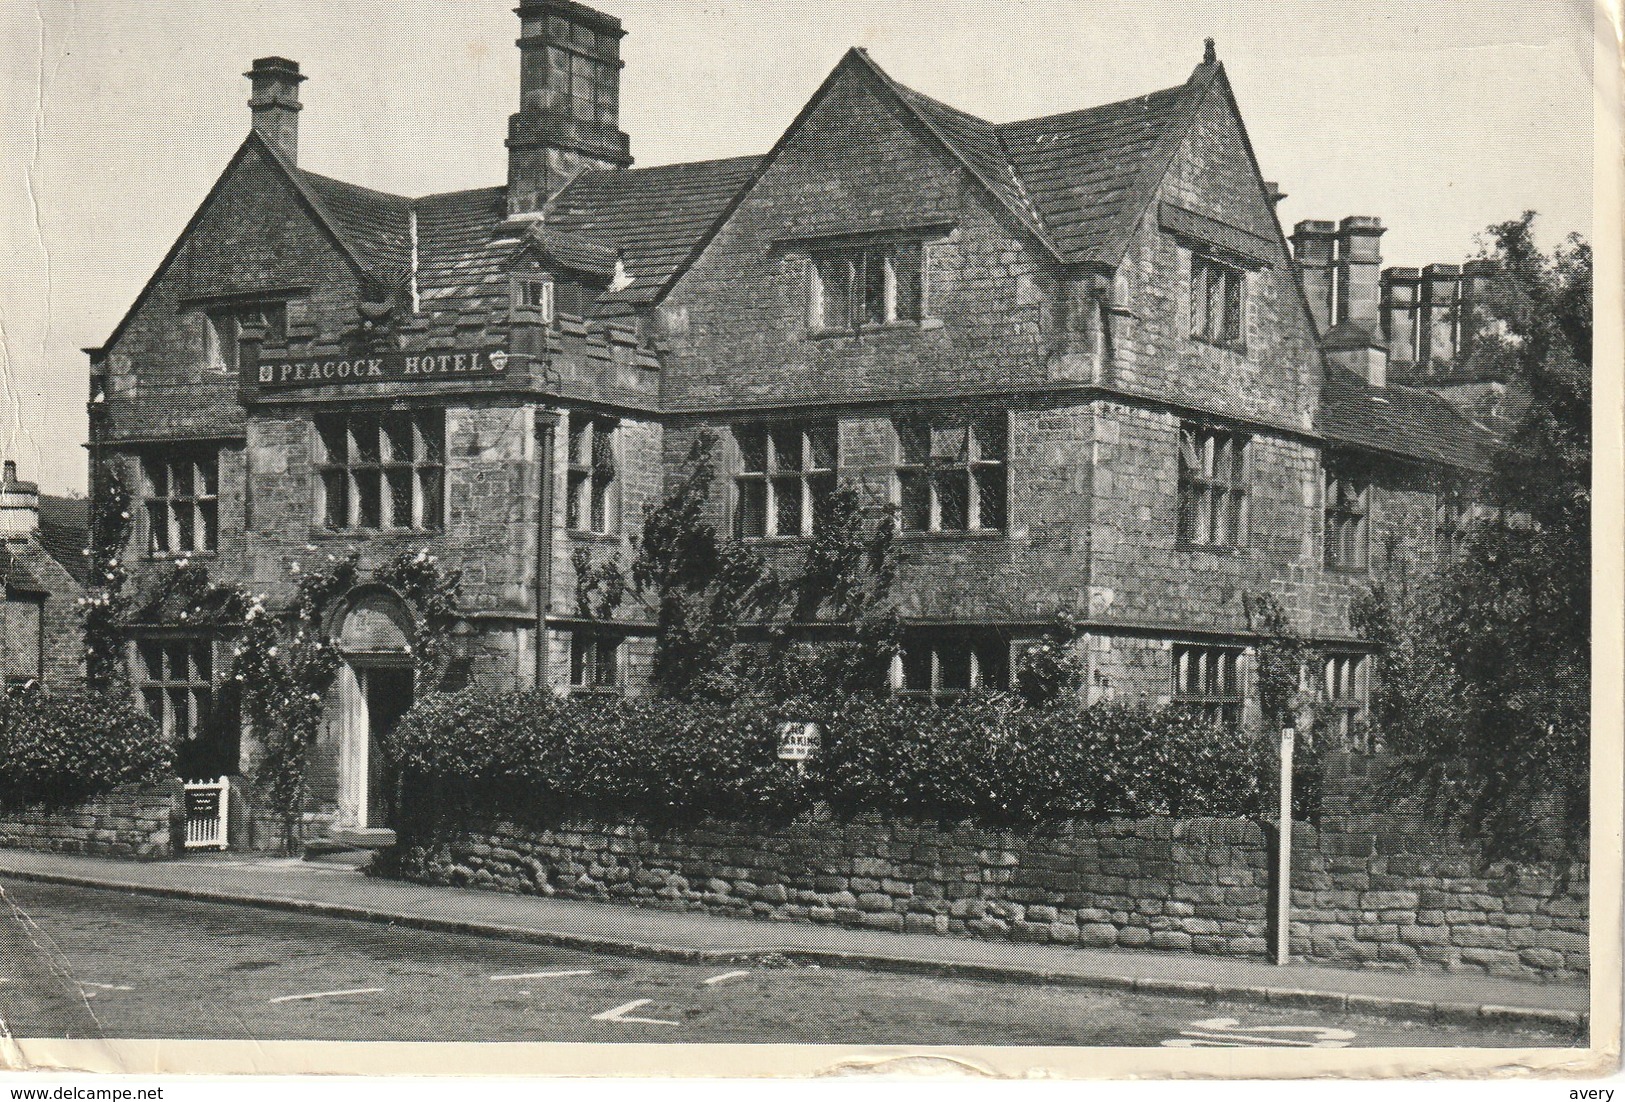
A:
[330, 587, 415, 836]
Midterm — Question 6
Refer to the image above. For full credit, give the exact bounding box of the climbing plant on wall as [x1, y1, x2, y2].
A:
[80, 458, 134, 690]
[78, 538, 462, 852]
[235, 549, 463, 850]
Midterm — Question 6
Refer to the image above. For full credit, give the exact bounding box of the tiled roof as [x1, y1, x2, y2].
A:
[1318, 367, 1498, 472]
[0, 545, 44, 595]
[864, 59, 1057, 255]
[546, 155, 765, 308]
[411, 185, 516, 342]
[0, 496, 88, 594]
[999, 80, 1203, 266]
[38, 495, 91, 586]
[297, 170, 414, 280]
[532, 226, 620, 276]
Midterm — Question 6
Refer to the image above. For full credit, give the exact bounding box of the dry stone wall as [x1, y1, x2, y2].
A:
[0, 782, 178, 859]
[392, 756, 1587, 982]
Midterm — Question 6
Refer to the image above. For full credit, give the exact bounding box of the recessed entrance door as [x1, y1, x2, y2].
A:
[359, 666, 413, 830]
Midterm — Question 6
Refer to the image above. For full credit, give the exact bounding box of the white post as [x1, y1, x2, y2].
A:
[1276, 727, 1295, 966]
[217, 776, 230, 849]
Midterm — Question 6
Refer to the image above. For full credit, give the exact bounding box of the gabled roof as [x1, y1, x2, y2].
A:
[857, 52, 1060, 258]
[0, 496, 89, 595]
[38, 495, 91, 586]
[297, 169, 413, 280]
[546, 155, 765, 308]
[99, 131, 413, 351]
[1318, 367, 1498, 473]
[1000, 78, 1208, 267]
[0, 545, 44, 595]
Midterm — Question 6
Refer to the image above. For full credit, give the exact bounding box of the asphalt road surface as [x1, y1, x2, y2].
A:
[0, 878, 1578, 1047]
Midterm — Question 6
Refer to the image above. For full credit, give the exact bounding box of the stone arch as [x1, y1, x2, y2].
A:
[328, 584, 414, 664]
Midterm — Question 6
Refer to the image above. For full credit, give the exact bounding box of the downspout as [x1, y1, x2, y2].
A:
[534, 409, 557, 689]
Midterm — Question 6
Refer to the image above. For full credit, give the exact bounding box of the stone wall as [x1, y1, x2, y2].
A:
[0, 782, 178, 859]
[391, 757, 1587, 982]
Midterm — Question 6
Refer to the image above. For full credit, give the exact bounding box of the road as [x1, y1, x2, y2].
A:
[0, 879, 1578, 1047]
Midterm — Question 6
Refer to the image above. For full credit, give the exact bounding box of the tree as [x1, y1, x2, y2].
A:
[625, 431, 900, 701]
[1379, 213, 1591, 862]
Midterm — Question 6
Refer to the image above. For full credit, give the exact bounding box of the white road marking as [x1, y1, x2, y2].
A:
[1161, 1017, 1356, 1049]
[702, 970, 750, 986]
[79, 982, 132, 992]
[591, 998, 679, 1025]
[268, 987, 384, 1004]
[1191, 1017, 1356, 1040]
[489, 969, 596, 981]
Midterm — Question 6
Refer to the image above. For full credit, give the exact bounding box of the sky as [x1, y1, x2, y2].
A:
[0, 0, 1597, 494]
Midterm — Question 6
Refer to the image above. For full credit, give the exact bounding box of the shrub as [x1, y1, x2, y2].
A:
[385, 689, 812, 824]
[0, 687, 169, 811]
[387, 688, 1288, 828]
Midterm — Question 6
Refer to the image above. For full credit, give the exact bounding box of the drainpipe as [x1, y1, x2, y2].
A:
[534, 409, 558, 689]
[1276, 726, 1295, 965]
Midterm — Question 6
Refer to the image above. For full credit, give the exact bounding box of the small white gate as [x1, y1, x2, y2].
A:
[182, 776, 230, 850]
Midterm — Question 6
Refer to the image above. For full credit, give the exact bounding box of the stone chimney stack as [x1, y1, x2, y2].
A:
[1421, 264, 1463, 368]
[0, 460, 40, 539]
[1290, 220, 1337, 335]
[1333, 216, 1384, 337]
[1381, 267, 1422, 370]
[1307, 216, 1390, 388]
[507, 0, 633, 218]
[247, 57, 306, 163]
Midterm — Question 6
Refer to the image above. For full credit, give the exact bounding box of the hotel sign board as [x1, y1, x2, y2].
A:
[256, 350, 513, 389]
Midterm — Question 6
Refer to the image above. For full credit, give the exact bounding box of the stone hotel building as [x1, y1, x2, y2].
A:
[86, 1, 1497, 845]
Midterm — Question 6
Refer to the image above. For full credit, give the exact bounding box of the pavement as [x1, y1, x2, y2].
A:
[0, 847, 1588, 1033]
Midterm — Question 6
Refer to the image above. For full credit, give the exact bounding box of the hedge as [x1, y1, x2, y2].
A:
[386, 689, 1295, 827]
[0, 688, 169, 811]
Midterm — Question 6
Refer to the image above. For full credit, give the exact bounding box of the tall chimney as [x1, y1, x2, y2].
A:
[1290, 220, 1337, 335]
[1381, 267, 1421, 371]
[247, 57, 306, 163]
[1320, 216, 1388, 388]
[1458, 258, 1498, 364]
[1420, 263, 1462, 370]
[1334, 216, 1384, 336]
[507, 1, 633, 218]
[0, 460, 40, 539]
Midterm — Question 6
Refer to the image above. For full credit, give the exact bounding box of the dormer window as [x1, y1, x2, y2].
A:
[516, 277, 554, 320]
[811, 242, 924, 331]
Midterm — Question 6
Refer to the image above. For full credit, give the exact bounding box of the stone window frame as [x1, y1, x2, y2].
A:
[733, 421, 838, 540]
[203, 301, 287, 375]
[141, 449, 221, 557]
[1321, 651, 1372, 749]
[134, 635, 214, 744]
[569, 629, 623, 697]
[514, 276, 554, 321]
[315, 409, 446, 533]
[1323, 461, 1372, 572]
[808, 240, 925, 333]
[1189, 251, 1246, 350]
[565, 412, 621, 535]
[1171, 643, 1244, 730]
[893, 411, 1009, 535]
[1176, 423, 1249, 549]
[895, 629, 1012, 702]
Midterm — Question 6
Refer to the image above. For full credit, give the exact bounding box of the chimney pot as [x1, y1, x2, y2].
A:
[247, 56, 306, 163]
[0, 460, 40, 539]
